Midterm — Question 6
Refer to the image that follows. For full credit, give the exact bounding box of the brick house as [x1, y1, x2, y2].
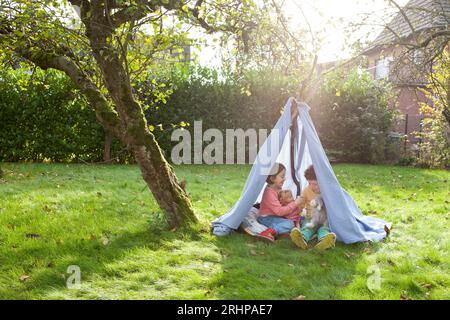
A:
[362, 0, 449, 152]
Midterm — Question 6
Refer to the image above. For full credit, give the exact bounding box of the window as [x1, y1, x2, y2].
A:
[375, 56, 392, 80]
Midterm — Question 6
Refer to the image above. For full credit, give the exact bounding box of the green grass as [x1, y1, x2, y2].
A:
[0, 163, 448, 300]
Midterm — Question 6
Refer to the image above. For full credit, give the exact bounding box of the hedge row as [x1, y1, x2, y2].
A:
[0, 68, 127, 163]
[0, 66, 398, 164]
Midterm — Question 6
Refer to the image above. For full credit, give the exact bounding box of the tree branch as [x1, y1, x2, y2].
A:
[16, 47, 124, 140]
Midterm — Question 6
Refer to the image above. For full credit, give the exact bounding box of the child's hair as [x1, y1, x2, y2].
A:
[304, 165, 317, 180]
[266, 162, 286, 184]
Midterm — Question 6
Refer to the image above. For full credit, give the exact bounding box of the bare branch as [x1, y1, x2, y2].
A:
[389, 0, 416, 35]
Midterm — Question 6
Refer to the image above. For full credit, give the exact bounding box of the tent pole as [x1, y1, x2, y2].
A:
[290, 99, 301, 197]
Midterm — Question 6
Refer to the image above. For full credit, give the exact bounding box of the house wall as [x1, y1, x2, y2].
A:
[394, 86, 427, 145]
[365, 45, 426, 147]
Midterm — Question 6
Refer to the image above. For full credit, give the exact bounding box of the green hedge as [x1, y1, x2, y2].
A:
[0, 65, 396, 164]
[0, 68, 126, 162]
[141, 66, 294, 160]
[311, 69, 397, 163]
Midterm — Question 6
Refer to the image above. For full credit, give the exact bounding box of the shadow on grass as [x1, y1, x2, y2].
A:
[0, 223, 188, 299]
[1, 162, 446, 299]
[208, 232, 378, 300]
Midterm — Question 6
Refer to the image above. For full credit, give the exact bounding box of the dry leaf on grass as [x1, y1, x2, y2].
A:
[101, 237, 110, 246]
[25, 233, 41, 239]
[19, 275, 30, 282]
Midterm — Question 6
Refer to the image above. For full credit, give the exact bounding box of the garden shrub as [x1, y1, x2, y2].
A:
[311, 69, 397, 163]
[0, 67, 127, 162]
[1, 65, 397, 165]
[138, 65, 294, 162]
[415, 52, 450, 169]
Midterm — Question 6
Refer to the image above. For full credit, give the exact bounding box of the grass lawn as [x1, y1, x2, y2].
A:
[0, 163, 448, 300]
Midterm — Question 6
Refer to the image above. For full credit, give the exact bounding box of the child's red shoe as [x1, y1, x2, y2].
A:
[256, 228, 275, 243]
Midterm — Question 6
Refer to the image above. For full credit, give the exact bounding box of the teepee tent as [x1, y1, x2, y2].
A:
[212, 97, 390, 244]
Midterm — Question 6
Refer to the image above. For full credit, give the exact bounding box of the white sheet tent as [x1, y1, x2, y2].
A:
[212, 98, 390, 244]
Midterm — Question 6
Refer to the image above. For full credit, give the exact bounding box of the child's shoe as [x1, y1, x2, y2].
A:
[314, 232, 336, 251]
[290, 228, 308, 250]
[267, 228, 277, 237]
[256, 228, 275, 243]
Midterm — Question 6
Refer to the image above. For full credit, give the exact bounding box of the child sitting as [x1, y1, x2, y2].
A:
[278, 190, 302, 229]
[257, 163, 303, 240]
[290, 165, 336, 250]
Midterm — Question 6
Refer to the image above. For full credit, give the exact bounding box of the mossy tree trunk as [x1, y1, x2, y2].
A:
[85, 8, 197, 228]
[103, 130, 113, 163]
[12, 3, 198, 228]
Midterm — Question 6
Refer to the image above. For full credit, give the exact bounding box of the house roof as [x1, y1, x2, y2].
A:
[365, 0, 450, 52]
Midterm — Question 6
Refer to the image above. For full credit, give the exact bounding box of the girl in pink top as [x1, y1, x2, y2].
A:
[257, 163, 302, 239]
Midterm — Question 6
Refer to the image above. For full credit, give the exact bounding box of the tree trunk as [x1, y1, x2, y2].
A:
[21, 51, 198, 228]
[81, 16, 198, 228]
[131, 136, 196, 227]
[12, 6, 198, 229]
[103, 130, 113, 163]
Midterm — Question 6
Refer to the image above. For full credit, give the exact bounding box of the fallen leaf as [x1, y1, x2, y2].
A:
[101, 237, 110, 246]
[421, 283, 433, 289]
[19, 275, 30, 282]
[288, 263, 294, 267]
[25, 233, 41, 239]
[400, 294, 410, 300]
[250, 249, 257, 256]
[321, 262, 327, 267]
[294, 295, 306, 300]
